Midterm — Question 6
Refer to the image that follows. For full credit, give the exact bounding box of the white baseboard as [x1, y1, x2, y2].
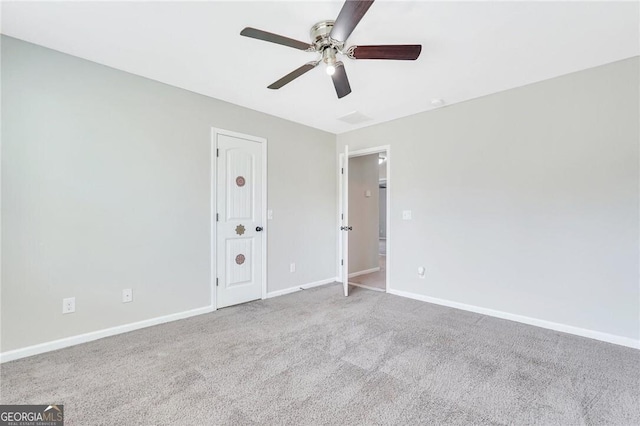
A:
[387, 289, 640, 350]
[266, 277, 337, 298]
[2, 278, 337, 363]
[0, 305, 215, 363]
[348, 267, 380, 278]
[349, 282, 385, 293]
[7, 283, 633, 363]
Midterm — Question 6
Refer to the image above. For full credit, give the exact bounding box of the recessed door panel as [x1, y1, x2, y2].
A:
[226, 238, 253, 287]
[226, 149, 254, 221]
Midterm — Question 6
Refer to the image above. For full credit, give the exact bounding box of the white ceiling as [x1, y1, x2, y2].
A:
[2, 1, 638, 134]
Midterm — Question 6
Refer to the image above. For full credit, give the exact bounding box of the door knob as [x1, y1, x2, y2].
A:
[256, 226, 263, 232]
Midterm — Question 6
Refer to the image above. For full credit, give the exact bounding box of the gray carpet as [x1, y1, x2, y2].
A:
[1, 283, 639, 425]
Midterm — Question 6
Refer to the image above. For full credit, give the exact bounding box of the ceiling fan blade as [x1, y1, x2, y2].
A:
[330, 0, 375, 42]
[241, 27, 312, 51]
[347, 44, 422, 60]
[331, 62, 351, 99]
[268, 62, 319, 90]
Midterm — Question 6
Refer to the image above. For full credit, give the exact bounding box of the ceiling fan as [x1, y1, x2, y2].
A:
[240, 0, 421, 99]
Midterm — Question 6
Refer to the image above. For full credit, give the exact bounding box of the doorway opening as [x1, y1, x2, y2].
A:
[348, 152, 387, 292]
[338, 146, 390, 296]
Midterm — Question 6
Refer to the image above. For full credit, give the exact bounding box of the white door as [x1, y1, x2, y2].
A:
[216, 131, 265, 308]
[340, 145, 350, 296]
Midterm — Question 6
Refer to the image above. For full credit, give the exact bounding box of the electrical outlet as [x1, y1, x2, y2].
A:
[122, 288, 133, 303]
[62, 297, 75, 314]
[290, 263, 296, 273]
[418, 266, 426, 279]
[402, 210, 412, 220]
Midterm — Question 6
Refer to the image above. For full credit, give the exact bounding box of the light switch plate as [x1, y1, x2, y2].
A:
[402, 210, 412, 220]
[267, 210, 273, 220]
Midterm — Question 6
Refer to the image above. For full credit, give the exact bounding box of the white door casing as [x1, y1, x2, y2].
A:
[214, 129, 266, 308]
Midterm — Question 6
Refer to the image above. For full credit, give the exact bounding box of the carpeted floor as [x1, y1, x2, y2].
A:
[1, 283, 639, 425]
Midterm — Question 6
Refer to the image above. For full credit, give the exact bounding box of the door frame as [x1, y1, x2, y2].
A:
[211, 127, 268, 310]
[337, 145, 391, 293]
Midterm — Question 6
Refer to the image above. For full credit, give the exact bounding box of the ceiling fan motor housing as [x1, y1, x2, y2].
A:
[310, 20, 344, 52]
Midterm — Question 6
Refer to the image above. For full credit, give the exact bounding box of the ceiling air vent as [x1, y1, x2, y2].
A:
[337, 111, 371, 124]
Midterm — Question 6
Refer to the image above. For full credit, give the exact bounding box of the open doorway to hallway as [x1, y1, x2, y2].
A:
[348, 151, 387, 292]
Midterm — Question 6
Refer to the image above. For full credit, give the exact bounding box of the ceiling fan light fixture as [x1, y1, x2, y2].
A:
[323, 47, 337, 75]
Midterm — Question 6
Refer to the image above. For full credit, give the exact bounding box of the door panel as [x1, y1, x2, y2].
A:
[341, 146, 349, 296]
[226, 149, 254, 220]
[225, 238, 253, 286]
[217, 133, 263, 308]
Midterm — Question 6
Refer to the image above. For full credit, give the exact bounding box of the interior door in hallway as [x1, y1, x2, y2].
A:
[216, 131, 265, 308]
[340, 145, 350, 296]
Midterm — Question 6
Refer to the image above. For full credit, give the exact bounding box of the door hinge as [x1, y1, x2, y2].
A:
[216, 213, 219, 222]
[216, 148, 219, 157]
[216, 278, 219, 287]
[341, 213, 344, 220]
[341, 259, 344, 266]
[341, 168, 344, 174]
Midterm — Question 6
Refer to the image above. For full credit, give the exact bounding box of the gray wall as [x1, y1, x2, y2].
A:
[348, 154, 379, 275]
[338, 57, 640, 341]
[1, 36, 337, 352]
